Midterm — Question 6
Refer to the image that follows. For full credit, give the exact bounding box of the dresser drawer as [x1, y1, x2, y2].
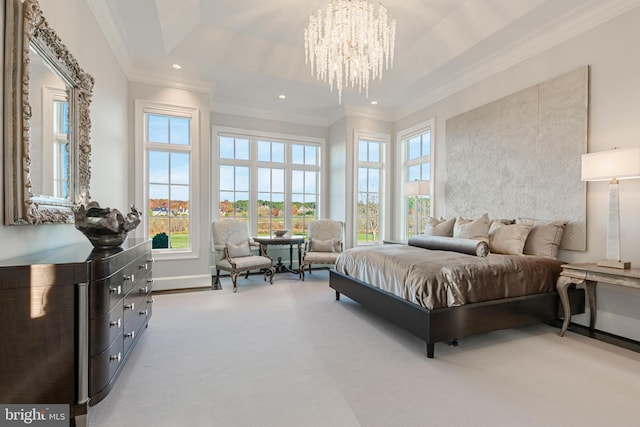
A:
[90, 303, 124, 357]
[89, 337, 124, 397]
[90, 273, 126, 316]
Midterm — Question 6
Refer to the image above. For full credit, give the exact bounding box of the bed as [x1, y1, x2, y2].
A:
[330, 240, 585, 358]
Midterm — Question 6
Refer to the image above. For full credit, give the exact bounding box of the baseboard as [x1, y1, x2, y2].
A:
[571, 309, 640, 342]
[151, 274, 211, 292]
[565, 323, 640, 354]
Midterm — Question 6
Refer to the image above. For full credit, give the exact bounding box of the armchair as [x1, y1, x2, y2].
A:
[300, 219, 344, 281]
[212, 220, 275, 292]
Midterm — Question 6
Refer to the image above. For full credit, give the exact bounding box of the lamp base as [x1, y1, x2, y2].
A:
[597, 259, 631, 269]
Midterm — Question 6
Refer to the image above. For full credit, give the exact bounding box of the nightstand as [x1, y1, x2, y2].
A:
[556, 263, 640, 337]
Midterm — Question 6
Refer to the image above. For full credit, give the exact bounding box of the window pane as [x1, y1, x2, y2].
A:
[358, 140, 368, 162]
[257, 141, 270, 162]
[408, 136, 421, 160]
[236, 167, 249, 191]
[149, 151, 169, 183]
[148, 115, 168, 143]
[292, 170, 304, 193]
[236, 139, 249, 160]
[219, 165, 234, 190]
[170, 117, 190, 145]
[408, 165, 420, 182]
[257, 168, 271, 192]
[272, 143, 284, 163]
[272, 169, 284, 193]
[304, 171, 316, 193]
[368, 169, 379, 192]
[422, 163, 431, 180]
[170, 153, 189, 185]
[305, 146, 317, 165]
[368, 142, 380, 163]
[219, 137, 234, 159]
[292, 145, 304, 164]
[358, 168, 367, 192]
[422, 133, 431, 156]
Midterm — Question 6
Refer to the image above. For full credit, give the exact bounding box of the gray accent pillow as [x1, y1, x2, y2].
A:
[408, 235, 490, 257]
[424, 217, 455, 237]
[311, 238, 335, 252]
[453, 213, 491, 241]
[488, 221, 532, 255]
[226, 240, 252, 258]
[517, 218, 568, 258]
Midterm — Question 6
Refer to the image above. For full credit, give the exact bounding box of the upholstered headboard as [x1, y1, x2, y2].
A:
[445, 66, 588, 251]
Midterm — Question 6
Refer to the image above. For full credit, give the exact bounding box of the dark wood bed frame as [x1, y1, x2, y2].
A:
[330, 270, 585, 358]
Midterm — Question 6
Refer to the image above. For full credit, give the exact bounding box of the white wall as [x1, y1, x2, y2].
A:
[0, 0, 129, 260]
[395, 7, 640, 340]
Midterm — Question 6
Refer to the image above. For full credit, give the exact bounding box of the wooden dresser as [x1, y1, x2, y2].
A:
[0, 238, 153, 425]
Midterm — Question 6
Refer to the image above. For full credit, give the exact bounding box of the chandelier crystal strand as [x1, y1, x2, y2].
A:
[304, 0, 396, 103]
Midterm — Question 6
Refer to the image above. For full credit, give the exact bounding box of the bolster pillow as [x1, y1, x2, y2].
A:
[408, 235, 490, 257]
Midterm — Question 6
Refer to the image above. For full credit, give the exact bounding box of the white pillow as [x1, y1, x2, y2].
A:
[311, 238, 335, 252]
[424, 217, 455, 237]
[453, 213, 491, 241]
[488, 221, 532, 255]
[226, 240, 251, 258]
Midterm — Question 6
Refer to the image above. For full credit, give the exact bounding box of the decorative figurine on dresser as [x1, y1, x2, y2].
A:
[0, 202, 153, 427]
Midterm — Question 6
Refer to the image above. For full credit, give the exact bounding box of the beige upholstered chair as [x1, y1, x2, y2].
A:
[212, 220, 275, 292]
[300, 219, 344, 281]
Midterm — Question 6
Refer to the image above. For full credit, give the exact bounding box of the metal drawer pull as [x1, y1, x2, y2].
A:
[110, 318, 121, 328]
[124, 303, 135, 311]
[124, 331, 135, 339]
[139, 263, 148, 269]
[139, 286, 148, 293]
[139, 309, 148, 316]
[147, 278, 154, 284]
[147, 298, 154, 304]
[110, 352, 122, 362]
[109, 285, 121, 295]
[147, 258, 155, 263]
[123, 274, 134, 282]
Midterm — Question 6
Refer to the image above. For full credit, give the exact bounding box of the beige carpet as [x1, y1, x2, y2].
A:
[89, 270, 640, 427]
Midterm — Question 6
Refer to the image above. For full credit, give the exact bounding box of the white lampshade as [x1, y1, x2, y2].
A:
[405, 180, 430, 196]
[581, 147, 640, 181]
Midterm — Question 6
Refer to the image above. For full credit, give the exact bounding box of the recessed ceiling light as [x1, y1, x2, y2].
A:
[371, 100, 378, 105]
[171, 63, 182, 70]
[279, 94, 286, 99]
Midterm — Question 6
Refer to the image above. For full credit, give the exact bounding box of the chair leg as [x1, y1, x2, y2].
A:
[213, 269, 221, 287]
[231, 272, 239, 293]
[268, 267, 275, 284]
[245, 271, 249, 279]
[300, 262, 305, 281]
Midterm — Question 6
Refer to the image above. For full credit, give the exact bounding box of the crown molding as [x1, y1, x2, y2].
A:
[393, 0, 640, 121]
[211, 100, 330, 128]
[128, 71, 211, 94]
[86, 0, 132, 76]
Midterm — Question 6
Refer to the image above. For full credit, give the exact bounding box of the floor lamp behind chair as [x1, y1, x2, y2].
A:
[405, 180, 430, 236]
[581, 147, 640, 269]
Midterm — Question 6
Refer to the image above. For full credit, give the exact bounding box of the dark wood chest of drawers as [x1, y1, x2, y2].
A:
[0, 238, 153, 424]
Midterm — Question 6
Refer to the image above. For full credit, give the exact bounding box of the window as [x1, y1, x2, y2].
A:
[52, 99, 69, 199]
[146, 112, 193, 251]
[402, 126, 432, 238]
[356, 135, 386, 244]
[215, 129, 321, 237]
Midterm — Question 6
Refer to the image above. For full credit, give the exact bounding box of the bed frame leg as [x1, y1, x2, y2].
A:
[335, 291, 340, 301]
[426, 343, 434, 358]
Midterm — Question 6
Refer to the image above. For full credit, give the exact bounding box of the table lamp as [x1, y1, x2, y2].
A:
[404, 180, 430, 235]
[581, 147, 640, 269]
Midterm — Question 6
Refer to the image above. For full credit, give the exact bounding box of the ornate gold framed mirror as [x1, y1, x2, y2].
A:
[4, 0, 94, 224]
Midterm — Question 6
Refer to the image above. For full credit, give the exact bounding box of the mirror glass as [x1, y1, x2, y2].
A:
[3, 0, 94, 224]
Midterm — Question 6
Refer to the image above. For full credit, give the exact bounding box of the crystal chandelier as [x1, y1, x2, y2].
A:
[304, 0, 396, 103]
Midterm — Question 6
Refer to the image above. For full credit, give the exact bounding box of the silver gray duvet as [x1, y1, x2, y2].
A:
[334, 245, 563, 310]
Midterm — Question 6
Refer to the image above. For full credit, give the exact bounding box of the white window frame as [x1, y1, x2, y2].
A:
[134, 100, 200, 260]
[353, 130, 391, 246]
[396, 119, 435, 239]
[212, 126, 325, 237]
